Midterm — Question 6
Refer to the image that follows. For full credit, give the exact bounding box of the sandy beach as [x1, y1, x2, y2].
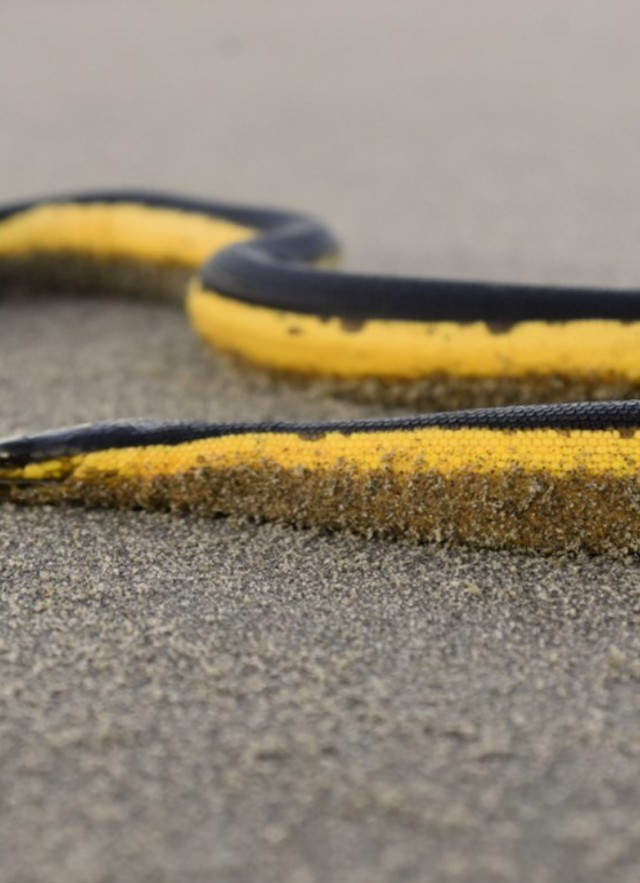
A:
[2, 3, 640, 881]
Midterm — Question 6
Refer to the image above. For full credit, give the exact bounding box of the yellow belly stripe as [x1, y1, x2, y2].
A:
[188, 283, 640, 382]
[3, 426, 640, 554]
[6, 424, 640, 483]
[0, 203, 253, 268]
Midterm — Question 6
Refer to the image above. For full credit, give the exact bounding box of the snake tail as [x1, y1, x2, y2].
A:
[2, 403, 640, 554]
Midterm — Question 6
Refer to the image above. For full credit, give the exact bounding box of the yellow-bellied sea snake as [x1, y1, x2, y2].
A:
[2, 190, 640, 554]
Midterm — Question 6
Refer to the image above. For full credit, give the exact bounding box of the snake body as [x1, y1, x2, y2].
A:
[2, 191, 640, 554]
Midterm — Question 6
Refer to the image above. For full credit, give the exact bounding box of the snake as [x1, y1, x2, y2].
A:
[2, 190, 640, 554]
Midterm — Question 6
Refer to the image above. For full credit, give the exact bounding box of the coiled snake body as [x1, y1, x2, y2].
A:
[2, 190, 640, 554]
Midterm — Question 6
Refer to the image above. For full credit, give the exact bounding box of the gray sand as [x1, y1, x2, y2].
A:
[3, 3, 640, 881]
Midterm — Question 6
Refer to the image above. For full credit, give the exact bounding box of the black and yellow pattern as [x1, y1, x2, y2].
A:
[2, 191, 640, 553]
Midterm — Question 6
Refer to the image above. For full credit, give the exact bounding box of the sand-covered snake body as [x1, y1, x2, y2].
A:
[2, 190, 640, 554]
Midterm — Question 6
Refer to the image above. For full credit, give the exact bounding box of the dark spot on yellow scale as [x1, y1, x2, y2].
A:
[339, 317, 367, 333]
[287, 326, 303, 336]
[296, 429, 328, 441]
[485, 321, 516, 335]
[618, 427, 637, 439]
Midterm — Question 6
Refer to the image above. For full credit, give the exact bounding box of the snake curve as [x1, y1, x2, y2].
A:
[2, 190, 640, 554]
